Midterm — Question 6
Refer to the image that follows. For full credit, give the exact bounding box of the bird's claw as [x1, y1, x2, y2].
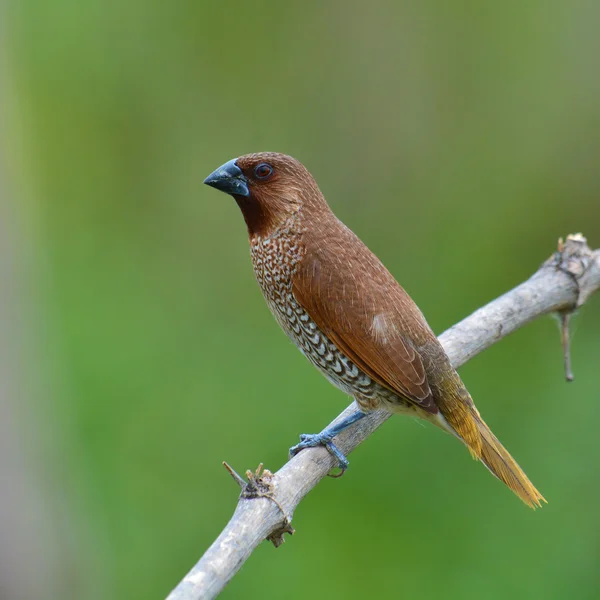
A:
[289, 432, 349, 475]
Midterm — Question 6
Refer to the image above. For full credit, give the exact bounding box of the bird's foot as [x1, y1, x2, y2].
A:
[289, 432, 349, 474]
[288, 411, 367, 475]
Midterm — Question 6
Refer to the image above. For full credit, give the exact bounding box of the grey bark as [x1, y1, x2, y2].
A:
[167, 234, 600, 600]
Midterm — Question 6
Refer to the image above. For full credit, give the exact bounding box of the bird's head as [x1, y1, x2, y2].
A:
[204, 152, 326, 237]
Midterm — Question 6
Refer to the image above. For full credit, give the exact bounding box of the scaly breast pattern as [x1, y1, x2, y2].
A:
[250, 221, 408, 412]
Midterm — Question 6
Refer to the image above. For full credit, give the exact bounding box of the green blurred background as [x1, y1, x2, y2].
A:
[2, 1, 600, 599]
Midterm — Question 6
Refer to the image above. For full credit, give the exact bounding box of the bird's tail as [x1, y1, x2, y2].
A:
[473, 414, 546, 509]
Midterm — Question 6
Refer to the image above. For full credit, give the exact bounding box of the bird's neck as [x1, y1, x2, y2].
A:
[248, 209, 303, 245]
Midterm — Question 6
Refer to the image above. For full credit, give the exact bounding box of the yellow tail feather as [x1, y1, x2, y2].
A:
[475, 416, 546, 509]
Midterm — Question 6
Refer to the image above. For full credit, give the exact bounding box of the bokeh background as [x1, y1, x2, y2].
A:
[2, 1, 600, 599]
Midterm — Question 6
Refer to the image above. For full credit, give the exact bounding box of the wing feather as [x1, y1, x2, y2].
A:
[292, 241, 437, 413]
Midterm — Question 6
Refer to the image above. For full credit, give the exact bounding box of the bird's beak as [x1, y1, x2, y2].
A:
[203, 159, 250, 197]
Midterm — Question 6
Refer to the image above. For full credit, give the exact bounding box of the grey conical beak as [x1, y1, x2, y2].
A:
[204, 159, 250, 197]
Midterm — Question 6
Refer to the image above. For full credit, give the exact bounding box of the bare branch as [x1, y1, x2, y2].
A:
[167, 234, 600, 600]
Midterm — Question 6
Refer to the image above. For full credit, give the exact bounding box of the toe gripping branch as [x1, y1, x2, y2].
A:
[288, 410, 367, 476]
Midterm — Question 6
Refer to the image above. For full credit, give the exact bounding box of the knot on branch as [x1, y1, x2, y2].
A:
[223, 462, 295, 547]
[545, 233, 600, 307]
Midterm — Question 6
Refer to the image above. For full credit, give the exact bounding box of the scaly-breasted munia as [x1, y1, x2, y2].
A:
[204, 152, 545, 508]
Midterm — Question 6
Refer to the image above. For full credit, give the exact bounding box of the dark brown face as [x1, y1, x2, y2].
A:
[204, 152, 324, 236]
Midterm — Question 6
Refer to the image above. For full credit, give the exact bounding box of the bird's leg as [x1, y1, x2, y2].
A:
[288, 410, 367, 473]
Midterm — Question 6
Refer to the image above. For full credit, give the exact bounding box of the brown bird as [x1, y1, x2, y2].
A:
[204, 152, 545, 508]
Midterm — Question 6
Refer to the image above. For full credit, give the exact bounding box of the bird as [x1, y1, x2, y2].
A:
[204, 152, 545, 508]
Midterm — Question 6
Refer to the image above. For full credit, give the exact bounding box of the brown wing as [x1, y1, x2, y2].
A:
[292, 226, 437, 413]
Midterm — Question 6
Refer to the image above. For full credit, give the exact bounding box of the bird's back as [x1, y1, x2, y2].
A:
[297, 211, 462, 401]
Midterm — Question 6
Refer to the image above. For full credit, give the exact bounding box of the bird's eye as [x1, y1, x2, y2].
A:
[254, 163, 273, 180]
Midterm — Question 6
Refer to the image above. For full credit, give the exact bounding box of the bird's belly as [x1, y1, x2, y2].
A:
[262, 288, 410, 412]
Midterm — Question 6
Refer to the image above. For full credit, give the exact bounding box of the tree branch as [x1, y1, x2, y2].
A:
[167, 234, 600, 600]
